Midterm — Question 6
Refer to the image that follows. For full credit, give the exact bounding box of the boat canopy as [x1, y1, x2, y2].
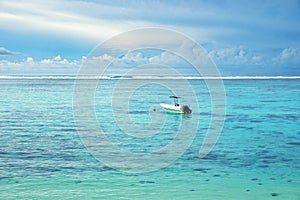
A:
[169, 96, 181, 99]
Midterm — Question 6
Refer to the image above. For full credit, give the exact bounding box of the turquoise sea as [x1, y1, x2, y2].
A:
[0, 78, 299, 199]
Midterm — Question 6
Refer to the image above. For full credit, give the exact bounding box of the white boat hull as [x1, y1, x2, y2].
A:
[160, 103, 192, 114]
[160, 103, 183, 113]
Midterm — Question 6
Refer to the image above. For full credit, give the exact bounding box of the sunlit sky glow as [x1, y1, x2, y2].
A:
[0, 0, 299, 75]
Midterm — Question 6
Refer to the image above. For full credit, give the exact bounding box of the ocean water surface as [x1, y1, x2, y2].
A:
[0, 78, 299, 199]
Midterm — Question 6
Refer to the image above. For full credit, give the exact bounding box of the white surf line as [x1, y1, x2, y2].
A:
[185, 76, 300, 80]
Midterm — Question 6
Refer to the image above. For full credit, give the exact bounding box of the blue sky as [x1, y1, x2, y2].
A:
[0, 0, 300, 75]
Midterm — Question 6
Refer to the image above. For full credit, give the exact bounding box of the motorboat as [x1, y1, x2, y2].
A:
[160, 96, 192, 114]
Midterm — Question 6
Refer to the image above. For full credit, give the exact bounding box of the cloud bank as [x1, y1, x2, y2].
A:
[1, 48, 299, 75]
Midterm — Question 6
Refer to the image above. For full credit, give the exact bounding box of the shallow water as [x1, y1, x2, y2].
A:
[0, 79, 299, 199]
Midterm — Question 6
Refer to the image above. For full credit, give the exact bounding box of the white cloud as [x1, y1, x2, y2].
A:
[0, 0, 299, 57]
[209, 46, 300, 69]
[0, 0, 154, 43]
[278, 48, 300, 62]
[0, 55, 82, 74]
[40, 59, 51, 65]
[0, 51, 194, 75]
[53, 55, 61, 61]
[120, 52, 148, 64]
[26, 57, 34, 63]
[0, 0, 247, 46]
[1, 47, 299, 75]
[209, 46, 248, 65]
[251, 55, 263, 64]
[0, 47, 20, 55]
[208, 46, 266, 66]
[148, 52, 184, 65]
[270, 47, 300, 68]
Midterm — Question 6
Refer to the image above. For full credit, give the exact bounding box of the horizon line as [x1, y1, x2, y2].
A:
[1, 75, 300, 80]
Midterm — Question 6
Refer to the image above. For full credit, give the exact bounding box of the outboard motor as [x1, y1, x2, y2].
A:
[182, 105, 192, 114]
